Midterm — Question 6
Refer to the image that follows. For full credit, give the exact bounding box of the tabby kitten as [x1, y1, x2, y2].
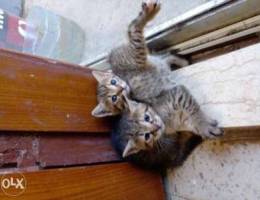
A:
[93, 0, 223, 160]
[111, 113, 202, 171]
[92, 70, 130, 117]
[116, 97, 222, 158]
[92, 0, 177, 117]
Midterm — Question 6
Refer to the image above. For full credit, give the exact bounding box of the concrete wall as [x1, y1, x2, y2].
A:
[166, 43, 260, 200]
[167, 139, 260, 200]
[24, 0, 210, 64]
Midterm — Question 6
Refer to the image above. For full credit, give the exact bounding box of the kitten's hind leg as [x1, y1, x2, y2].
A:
[173, 85, 224, 139]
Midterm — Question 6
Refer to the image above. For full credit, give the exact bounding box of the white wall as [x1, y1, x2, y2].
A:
[24, 0, 210, 64]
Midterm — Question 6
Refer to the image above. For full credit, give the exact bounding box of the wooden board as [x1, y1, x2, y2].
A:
[0, 49, 110, 132]
[38, 133, 119, 168]
[0, 133, 119, 168]
[0, 163, 165, 200]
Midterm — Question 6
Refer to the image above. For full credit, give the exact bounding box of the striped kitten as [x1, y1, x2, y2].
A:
[111, 112, 203, 170]
[114, 92, 223, 158]
[92, 0, 222, 137]
[92, 70, 130, 117]
[93, 0, 223, 166]
[92, 0, 177, 117]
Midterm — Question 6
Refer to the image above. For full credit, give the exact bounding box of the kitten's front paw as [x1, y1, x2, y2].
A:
[142, 0, 161, 19]
[198, 120, 224, 139]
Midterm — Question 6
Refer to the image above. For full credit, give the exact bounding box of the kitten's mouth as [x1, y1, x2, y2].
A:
[152, 124, 162, 140]
[123, 85, 130, 95]
[118, 86, 125, 93]
[118, 85, 130, 96]
[146, 141, 154, 149]
[120, 82, 130, 94]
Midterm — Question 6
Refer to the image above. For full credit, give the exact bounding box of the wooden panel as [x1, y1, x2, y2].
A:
[38, 133, 119, 167]
[0, 163, 165, 200]
[0, 134, 38, 168]
[0, 133, 119, 168]
[0, 49, 110, 132]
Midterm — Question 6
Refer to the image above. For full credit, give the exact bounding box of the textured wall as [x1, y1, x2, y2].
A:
[24, 0, 210, 64]
[167, 139, 260, 200]
[167, 43, 260, 200]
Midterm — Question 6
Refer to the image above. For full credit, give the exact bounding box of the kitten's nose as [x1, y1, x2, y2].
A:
[153, 124, 161, 132]
[117, 86, 124, 93]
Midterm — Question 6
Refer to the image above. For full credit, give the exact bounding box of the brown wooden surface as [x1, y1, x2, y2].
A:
[0, 50, 165, 199]
[38, 133, 119, 167]
[0, 133, 119, 168]
[0, 163, 165, 200]
[0, 134, 38, 168]
[0, 49, 110, 132]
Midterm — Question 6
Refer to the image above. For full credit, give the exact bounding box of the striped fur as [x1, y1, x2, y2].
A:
[93, 0, 223, 167]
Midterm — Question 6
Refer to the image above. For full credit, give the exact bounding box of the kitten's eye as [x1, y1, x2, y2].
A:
[145, 133, 150, 141]
[111, 79, 117, 85]
[111, 95, 117, 102]
[144, 114, 150, 122]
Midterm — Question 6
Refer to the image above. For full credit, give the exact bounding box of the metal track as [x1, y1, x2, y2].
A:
[84, 0, 260, 69]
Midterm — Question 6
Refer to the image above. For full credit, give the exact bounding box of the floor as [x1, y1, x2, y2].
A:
[24, 0, 211, 65]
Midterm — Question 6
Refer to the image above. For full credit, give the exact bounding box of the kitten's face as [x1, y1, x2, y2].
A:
[92, 70, 130, 117]
[122, 100, 165, 158]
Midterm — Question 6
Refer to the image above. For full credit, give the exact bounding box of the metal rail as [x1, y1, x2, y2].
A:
[83, 0, 260, 69]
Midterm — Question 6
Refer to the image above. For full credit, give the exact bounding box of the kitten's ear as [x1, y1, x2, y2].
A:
[91, 103, 113, 117]
[125, 98, 138, 114]
[122, 140, 140, 158]
[92, 70, 112, 83]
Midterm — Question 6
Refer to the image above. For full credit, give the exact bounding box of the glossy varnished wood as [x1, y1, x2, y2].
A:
[0, 163, 165, 200]
[0, 49, 110, 132]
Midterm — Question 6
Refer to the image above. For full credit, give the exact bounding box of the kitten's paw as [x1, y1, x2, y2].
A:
[198, 120, 224, 139]
[142, 0, 161, 19]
